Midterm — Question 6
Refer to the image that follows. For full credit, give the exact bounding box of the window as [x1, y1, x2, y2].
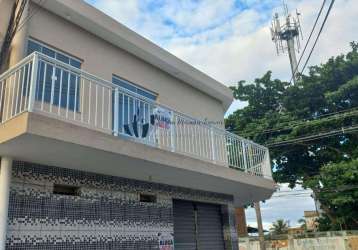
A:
[112, 76, 157, 135]
[53, 184, 80, 196]
[27, 39, 81, 111]
[28, 39, 82, 68]
[140, 194, 157, 203]
[112, 76, 157, 101]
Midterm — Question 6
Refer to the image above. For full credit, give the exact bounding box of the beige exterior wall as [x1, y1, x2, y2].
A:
[25, 3, 226, 124]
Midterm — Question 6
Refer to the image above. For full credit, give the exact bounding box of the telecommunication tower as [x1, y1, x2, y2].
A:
[271, 1, 303, 84]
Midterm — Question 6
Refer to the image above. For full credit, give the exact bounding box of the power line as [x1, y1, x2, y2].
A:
[298, 0, 335, 77]
[0, 0, 47, 66]
[289, 0, 328, 84]
[261, 107, 358, 134]
[257, 110, 358, 136]
[267, 124, 358, 148]
[16, 0, 47, 34]
[227, 107, 358, 136]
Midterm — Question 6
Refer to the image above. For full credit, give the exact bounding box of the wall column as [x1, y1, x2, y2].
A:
[0, 156, 13, 250]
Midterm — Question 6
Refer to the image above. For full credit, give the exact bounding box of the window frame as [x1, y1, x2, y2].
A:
[27, 39, 82, 112]
[112, 75, 157, 101]
[27, 38, 83, 68]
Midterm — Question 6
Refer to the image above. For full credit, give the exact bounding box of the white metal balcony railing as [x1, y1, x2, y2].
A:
[0, 52, 272, 179]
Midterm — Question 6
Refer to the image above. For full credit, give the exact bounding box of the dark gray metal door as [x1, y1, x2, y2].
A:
[173, 200, 197, 250]
[196, 202, 225, 250]
[173, 200, 225, 250]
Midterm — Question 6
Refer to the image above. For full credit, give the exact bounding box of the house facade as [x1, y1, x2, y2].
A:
[0, 1, 275, 249]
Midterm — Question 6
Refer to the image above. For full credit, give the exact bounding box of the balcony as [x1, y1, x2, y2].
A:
[0, 52, 272, 180]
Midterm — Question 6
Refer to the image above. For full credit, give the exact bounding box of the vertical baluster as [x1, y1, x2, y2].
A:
[113, 87, 119, 136]
[219, 134, 223, 163]
[19, 66, 25, 112]
[235, 139, 240, 169]
[66, 70, 71, 119]
[14, 71, 19, 116]
[58, 70, 63, 116]
[182, 120, 186, 153]
[0, 80, 4, 121]
[120, 92, 124, 135]
[11, 72, 17, 117]
[40, 63, 47, 111]
[4, 76, 10, 120]
[210, 128, 216, 162]
[108, 88, 111, 130]
[28, 54, 39, 112]
[171, 114, 176, 152]
[204, 127, 207, 159]
[101, 86, 104, 129]
[127, 96, 130, 136]
[121, 93, 124, 135]
[81, 77, 84, 123]
[73, 75, 78, 121]
[242, 140, 248, 173]
[206, 128, 210, 160]
[49, 66, 56, 113]
[88, 80, 92, 124]
[25, 63, 31, 109]
[231, 137, 235, 167]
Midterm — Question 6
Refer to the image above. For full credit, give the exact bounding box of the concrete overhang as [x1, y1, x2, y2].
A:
[30, 0, 233, 110]
[0, 113, 275, 206]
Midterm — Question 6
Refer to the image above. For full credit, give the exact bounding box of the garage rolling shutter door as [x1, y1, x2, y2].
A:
[173, 200, 197, 250]
[197, 203, 225, 250]
[173, 200, 225, 250]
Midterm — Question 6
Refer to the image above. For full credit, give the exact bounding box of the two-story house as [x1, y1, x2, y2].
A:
[0, 0, 275, 249]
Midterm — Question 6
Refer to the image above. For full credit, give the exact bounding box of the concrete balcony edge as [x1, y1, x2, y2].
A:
[0, 112, 276, 206]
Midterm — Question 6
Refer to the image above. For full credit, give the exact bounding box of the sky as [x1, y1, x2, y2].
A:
[85, 0, 357, 229]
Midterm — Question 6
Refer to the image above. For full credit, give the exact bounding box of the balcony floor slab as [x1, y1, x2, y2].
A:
[0, 112, 275, 206]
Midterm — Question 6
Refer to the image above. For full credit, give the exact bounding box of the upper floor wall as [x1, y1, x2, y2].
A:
[22, 1, 229, 125]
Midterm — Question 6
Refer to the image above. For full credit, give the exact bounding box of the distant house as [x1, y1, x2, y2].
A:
[304, 210, 320, 231]
[288, 227, 305, 235]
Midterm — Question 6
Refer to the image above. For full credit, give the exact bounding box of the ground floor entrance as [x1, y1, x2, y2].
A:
[4, 161, 238, 250]
[173, 199, 226, 250]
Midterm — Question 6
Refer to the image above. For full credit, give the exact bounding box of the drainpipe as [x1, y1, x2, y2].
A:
[0, 156, 13, 250]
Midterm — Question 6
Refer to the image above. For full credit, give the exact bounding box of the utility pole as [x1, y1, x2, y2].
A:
[270, 1, 302, 84]
[254, 202, 265, 250]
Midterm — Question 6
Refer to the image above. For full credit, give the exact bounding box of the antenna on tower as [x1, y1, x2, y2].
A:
[270, 1, 303, 84]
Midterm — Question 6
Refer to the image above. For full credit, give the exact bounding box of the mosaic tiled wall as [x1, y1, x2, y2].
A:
[6, 161, 238, 250]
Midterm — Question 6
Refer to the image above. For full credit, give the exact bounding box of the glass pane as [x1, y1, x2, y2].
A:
[112, 77, 136, 92]
[27, 40, 41, 55]
[42, 47, 55, 58]
[56, 53, 70, 64]
[70, 59, 81, 69]
[137, 88, 156, 100]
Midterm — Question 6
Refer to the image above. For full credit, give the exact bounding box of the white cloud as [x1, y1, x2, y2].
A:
[88, 0, 357, 85]
[168, 0, 358, 86]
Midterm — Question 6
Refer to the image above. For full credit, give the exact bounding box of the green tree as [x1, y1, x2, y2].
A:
[307, 159, 358, 230]
[297, 218, 307, 231]
[226, 42, 358, 229]
[270, 219, 289, 235]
